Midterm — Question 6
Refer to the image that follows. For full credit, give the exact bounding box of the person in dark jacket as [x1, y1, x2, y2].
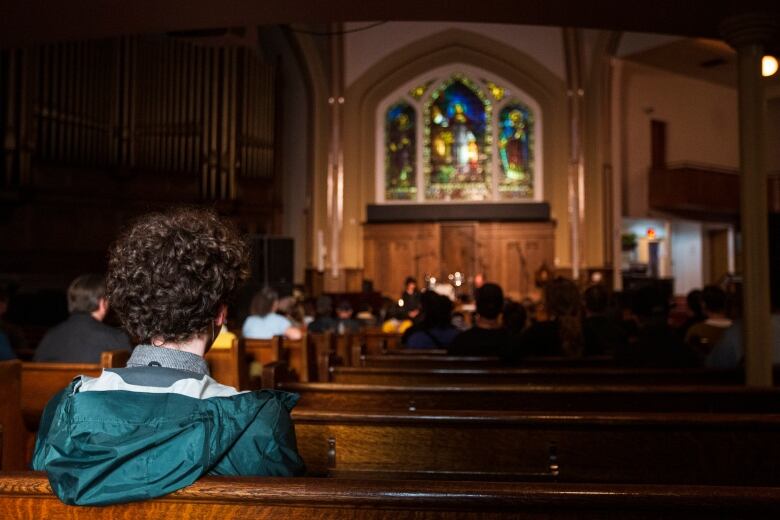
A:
[33, 208, 305, 506]
[34, 274, 130, 363]
[404, 291, 459, 348]
[581, 284, 627, 357]
[448, 283, 513, 357]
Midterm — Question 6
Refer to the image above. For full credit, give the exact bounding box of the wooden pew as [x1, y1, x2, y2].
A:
[205, 337, 247, 390]
[1, 472, 779, 519]
[361, 329, 402, 355]
[293, 409, 780, 485]
[283, 382, 780, 413]
[328, 366, 744, 386]
[0, 361, 24, 470]
[359, 354, 503, 368]
[21, 349, 130, 431]
[244, 336, 316, 386]
[358, 350, 615, 369]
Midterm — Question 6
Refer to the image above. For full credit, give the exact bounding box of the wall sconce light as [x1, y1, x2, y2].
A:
[763, 55, 778, 78]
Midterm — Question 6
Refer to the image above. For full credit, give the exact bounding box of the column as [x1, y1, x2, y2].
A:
[720, 14, 778, 386]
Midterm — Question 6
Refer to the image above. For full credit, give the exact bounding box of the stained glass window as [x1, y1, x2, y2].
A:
[425, 76, 491, 201]
[409, 80, 435, 100]
[497, 102, 534, 199]
[381, 71, 538, 202]
[384, 102, 417, 200]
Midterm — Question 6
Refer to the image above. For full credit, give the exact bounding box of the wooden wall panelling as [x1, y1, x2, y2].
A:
[364, 222, 554, 299]
[439, 223, 477, 278]
[363, 223, 439, 296]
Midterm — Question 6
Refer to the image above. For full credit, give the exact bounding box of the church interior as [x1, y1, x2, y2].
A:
[1, 0, 780, 517]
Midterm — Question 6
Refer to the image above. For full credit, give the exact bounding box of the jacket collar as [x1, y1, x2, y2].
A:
[127, 345, 209, 375]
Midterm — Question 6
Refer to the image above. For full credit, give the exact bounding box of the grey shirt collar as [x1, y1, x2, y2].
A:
[127, 345, 210, 375]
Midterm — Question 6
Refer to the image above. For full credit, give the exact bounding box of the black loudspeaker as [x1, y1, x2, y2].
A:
[249, 235, 294, 297]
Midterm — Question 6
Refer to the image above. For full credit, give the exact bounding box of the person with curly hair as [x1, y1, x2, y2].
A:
[33, 207, 305, 506]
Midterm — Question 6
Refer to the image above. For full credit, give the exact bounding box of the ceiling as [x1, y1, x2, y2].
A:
[623, 37, 780, 93]
[1, 0, 779, 48]
[625, 38, 738, 87]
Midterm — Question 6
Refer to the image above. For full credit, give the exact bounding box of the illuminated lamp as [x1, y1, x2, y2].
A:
[763, 55, 778, 77]
[646, 228, 656, 240]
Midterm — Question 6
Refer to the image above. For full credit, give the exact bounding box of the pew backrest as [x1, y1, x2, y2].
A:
[328, 366, 744, 386]
[0, 361, 24, 470]
[285, 381, 780, 413]
[1, 472, 778, 519]
[21, 349, 130, 431]
[293, 408, 780, 485]
[205, 337, 246, 390]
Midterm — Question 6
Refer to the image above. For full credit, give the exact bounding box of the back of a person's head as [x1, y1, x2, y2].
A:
[686, 289, 703, 316]
[315, 295, 333, 317]
[107, 207, 249, 344]
[701, 285, 727, 314]
[629, 285, 667, 319]
[68, 274, 106, 314]
[476, 283, 504, 320]
[503, 301, 527, 333]
[421, 291, 452, 327]
[583, 284, 609, 314]
[336, 299, 353, 317]
[544, 277, 581, 319]
[251, 288, 278, 317]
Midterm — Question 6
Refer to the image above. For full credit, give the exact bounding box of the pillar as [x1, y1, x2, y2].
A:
[720, 14, 778, 386]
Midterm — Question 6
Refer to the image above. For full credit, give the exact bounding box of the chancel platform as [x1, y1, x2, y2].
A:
[363, 203, 555, 300]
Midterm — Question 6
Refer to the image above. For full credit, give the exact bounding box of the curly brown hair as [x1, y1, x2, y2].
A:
[107, 207, 249, 344]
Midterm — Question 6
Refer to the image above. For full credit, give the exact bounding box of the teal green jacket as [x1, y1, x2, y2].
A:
[32, 368, 305, 506]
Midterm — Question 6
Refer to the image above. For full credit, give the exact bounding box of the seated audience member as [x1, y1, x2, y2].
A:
[355, 303, 377, 327]
[404, 292, 459, 349]
[381, 299, 418, 334]
[307, 295, 337, 333]
[503, 301, 528, 337]
[677, 289, 705, 339]
[242, 288, 302, 340]
[0, 330, 15, 360]
[0, 285, 28, 352]
[277, 295, 305, 328]
[335, 299, 362, 334]
[617, 285, 698, 368]
[582, 284, 627, 356]
[514, 277, 583, 359]
[33, 208, 304, 506]
[706, 293, 780, 369]
[399, 276, 421, 311]
[685, 285, 733, 355]
[34, 274, 130, 363]
[448, 283, 513, 357]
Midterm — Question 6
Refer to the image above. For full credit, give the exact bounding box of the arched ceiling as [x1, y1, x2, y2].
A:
[1, 0, 779, 48]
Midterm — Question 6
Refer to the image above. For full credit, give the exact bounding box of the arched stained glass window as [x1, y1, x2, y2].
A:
[384, 102, 416, 201]
[379, 68, 540, 203]
[498, 102, 534, 199]
[425, 76, 491, 201]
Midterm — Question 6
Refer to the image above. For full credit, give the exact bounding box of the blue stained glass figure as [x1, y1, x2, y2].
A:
[498, 102, 534, 199]
[385, 102, 416, 200]
[426, 77, 490, 200]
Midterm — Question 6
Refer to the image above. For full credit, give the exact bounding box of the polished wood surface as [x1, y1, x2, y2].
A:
[0, 472, 779, 519]
[20, 349, 129, 430]
[285, 382, 780, 413]
[359, 354, 503, 368]
[363, 221, 555, 300]
[0, 361, 24, 470]
[205, 338, 246, 390]
[329, 366, 744, 386]
[293, 409, 780, 484]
